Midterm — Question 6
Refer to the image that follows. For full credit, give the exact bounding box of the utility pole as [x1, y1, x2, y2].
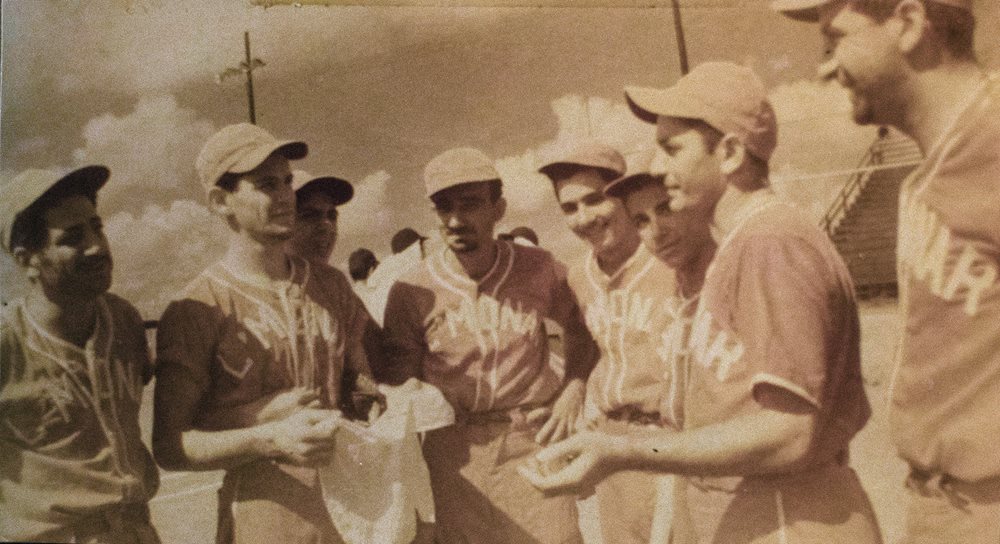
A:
[670, 0, 690, 75]
[217, 31, 266, 124]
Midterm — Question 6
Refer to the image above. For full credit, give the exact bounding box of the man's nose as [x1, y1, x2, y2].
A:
[817, 57, 838, 83]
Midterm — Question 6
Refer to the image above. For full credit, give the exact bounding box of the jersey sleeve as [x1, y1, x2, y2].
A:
[154, 297, 220, 395]
[110, 295, 155, 385]
[734, 234, 842, 409]
[381, 280, 431, 384]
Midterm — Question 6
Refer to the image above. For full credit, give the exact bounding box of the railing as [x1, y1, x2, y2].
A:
[819, 134, 922, 236]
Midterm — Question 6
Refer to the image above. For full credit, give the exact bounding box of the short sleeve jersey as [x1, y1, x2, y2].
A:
[155, 257, 370, 425]
[383, 241, 584, 414]
[684, 198, 870, 482]
[567, 244, 686, 425]
[890, 76, 1000, 482]
[1, 294, 159, 540]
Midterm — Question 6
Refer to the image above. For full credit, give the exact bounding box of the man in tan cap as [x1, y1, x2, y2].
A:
[522, 62, 881, 544]
[382, 147, 597, 543]
[153, 123, 381, 544]
[773, 2, 1000, 542]
[537, 141, 685, 544]
[0, 166, 161, 543]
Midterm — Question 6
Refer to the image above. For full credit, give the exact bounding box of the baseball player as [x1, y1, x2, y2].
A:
[153, 123, 379, 544]
[522, 62, 882, 544]
[773, 1, 1000, 541]
[381, 147, 598, 543]
[1, 166, 161, 543]
[286, 169, 354, 265]
[537, 142, 684, 544]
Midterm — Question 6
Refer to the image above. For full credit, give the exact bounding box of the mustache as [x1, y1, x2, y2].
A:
[445, 227, 474, 236]
[78, 255, 112, 268]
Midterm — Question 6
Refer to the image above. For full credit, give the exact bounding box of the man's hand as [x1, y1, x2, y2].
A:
[264, 408, 341, 467]
[531, 378, 586, 445]
[256, 388, 322, 424]
[517, 431, 626, 494]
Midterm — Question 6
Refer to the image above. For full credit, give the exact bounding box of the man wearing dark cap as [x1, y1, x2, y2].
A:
[153, 123, 380, 544]
[348, 248, 379, 284]
[383, 146, 598, 543]
[286, 169, 354, 265]
[390, 227, 427, 256]
[773, 1, 1000, 541]
[1, 166, 161, 543]
[523, 63, 881, 544]
[537, 141, 686, 544]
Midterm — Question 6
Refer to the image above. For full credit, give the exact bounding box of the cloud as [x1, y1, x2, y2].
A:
[104, 199, 228, 318]
[72, 94, 215, 215]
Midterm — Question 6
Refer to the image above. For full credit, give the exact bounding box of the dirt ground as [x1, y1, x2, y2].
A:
[142, 300, 909, 544]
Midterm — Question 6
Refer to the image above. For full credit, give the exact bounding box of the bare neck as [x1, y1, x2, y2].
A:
[899, 62, 986, 153]
[222, 231, 291, 284]
[595, 233, 641, 277]
[676, 243, 716, 299]
[452, 240, 499, 282]
[23, 288, 98, 348]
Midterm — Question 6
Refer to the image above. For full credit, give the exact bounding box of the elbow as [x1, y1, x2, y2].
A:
[767, 417, 820, 473]
[152, 431, 193, 472]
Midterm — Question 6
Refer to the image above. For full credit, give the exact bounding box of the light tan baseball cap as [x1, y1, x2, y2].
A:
[771, 0, 972, 22]
[537, 140, 627, 182]
[0, 165, 110, 253]
[195, 123, 308, 191]
[625, 62, 778, 162]
[604, 149, 663, 199]
[291, 170, 354, 206]
[423, 147, 500, 198]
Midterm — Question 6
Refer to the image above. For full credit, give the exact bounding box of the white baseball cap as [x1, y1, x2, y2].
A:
[423, 147, 500, 198]
[771, 0, 972, 22]
[625, 62, 778, 162]
[196, 123, 307, 191]
[537, 140, 627, 182]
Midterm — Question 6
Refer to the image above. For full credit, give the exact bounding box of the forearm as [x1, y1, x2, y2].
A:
[560, 326, 597, 382]
[616, 409, 817, 477]
[157, 422, 279, 472]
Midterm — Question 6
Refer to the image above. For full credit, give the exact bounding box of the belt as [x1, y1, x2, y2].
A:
[62, 502, 153, 542]
[455, 404, 543, 428]
[605, 406, 662, 426]
[906, 467, 1000, 507]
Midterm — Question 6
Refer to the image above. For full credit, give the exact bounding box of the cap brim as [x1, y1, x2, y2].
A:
[625, 86, 709, 125]
[537, 161, 620, 182]
[294, 176, 354, 206]
[230, 140, 309, 175]
[770, 0, 826, 21]
[604, 172, 664, 199]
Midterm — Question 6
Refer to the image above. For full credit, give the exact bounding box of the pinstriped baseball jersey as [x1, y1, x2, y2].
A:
[156, 257, 370, 424]
[891, 76, 1000, 482]
[567, 244, 686, 424]
[1, 294, 159, 541]
[383, 240, 584, 414]
[685, 196, 870, 478]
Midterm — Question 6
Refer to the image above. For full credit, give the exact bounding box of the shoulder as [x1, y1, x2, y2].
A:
[509, 242, 567, 278]
[101, 293, 146, 330]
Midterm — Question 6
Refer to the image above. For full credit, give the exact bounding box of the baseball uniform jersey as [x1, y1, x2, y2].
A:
[890, 75, 1000, 543]
[679, 194, 880, 544]
[1, 294, 159, 542]
[568, 244, 687, 544]
[383, 239, 591, 543]
[155, 257, 372, 544]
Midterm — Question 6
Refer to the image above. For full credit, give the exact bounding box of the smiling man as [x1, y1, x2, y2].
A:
[772, 1, 1000, 541]
[523, 62, 881, 544]
[153, 123, 380, 544]
[537, 142, 686, 544]
[382, 147, 597, 543]
[0, 166, 161, 543]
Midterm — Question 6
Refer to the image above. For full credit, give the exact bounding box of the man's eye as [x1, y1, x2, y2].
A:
[560, 204, 577, 215]
[655, 202, 672, 216]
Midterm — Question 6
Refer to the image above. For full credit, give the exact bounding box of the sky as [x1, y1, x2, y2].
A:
[2, 0, 998, 317]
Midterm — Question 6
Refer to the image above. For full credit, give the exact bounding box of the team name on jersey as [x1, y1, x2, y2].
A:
[241, 299, 341, 353]
[899, 195, 998, 317]
[442, 296, 540, 349]
[688, 306, 745, 381]
[584, 291, 656, 337]
[656, 298, 693, 366]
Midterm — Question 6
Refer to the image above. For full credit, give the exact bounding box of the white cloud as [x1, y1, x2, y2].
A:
[104, 199, 228, 318]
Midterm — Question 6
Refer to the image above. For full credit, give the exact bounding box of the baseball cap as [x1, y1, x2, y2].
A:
[625, 62, 778, 161]
[390, 227, 426, 254]
[423, 147, 500, 198]
[1, 165, 110, 253]
[196, 123, 308, 191]
[604, 149, 664, 199]
[771, 0, 972, 22]
[537, 140, 627, 182]
[291, 170, 354, 206]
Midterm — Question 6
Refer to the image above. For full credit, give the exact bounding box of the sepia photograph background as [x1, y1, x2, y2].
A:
[2, 1, 998, 542]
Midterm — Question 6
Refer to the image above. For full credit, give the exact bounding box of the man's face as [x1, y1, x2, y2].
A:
[431, 182, 504, 254]
[622, 181, 713, 270]
[554, 169, 635, 255]
[819, 1, 907, 126]
[26, 194, 113, 301]
[655, 117, 726, 212]
[287, 189, 339, 263]
[225, 153, 296, 241]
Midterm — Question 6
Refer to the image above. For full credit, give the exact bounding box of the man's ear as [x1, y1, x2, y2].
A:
[718, 134, 747, 176]
[894, 0, 931, 55]
[207, 186, 232, 217]
[13, 247, 41, 280]
[494, 196, 508, 223]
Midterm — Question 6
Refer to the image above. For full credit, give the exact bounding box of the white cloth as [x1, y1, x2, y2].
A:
[320, 379, 454, 544]
[360, 243, 424, 325]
